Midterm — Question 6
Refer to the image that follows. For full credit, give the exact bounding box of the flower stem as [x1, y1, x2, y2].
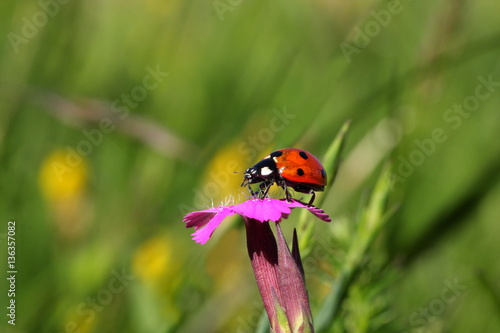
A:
[245, 219, 315, 333]
[245, 218, 282, 331]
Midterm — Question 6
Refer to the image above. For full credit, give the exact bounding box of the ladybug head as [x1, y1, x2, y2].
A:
[241, 167, 258, 187]
[243, 167, 257, 177]
[241, 158, 278, 187]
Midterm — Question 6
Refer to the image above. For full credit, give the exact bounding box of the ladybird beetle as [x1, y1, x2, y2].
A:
[241, 148, 327, 205]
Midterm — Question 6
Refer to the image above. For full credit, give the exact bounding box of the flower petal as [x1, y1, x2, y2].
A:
[231, 198, 292, 222]
[275, 223, 314, 332]
[183, 198, 331, 245]
[190, 209, 235, 244]
[183, 207, 225, 229]
[287, 200, 332, 222]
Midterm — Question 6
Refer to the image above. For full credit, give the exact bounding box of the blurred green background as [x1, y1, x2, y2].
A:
[1, 0, 500, 332]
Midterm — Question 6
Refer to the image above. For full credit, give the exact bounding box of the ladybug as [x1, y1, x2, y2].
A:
[241, 148, 327, 205]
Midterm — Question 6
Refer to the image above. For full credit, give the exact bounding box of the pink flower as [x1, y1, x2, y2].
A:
[183, 198, 331, 245]
[184, 198, 331, 332]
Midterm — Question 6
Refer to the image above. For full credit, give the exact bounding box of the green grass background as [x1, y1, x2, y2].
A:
[1, 0, 500, 332]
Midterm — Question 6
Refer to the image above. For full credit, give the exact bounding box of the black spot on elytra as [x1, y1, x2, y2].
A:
[297, 168, 305, 176]
[299, 151, 308, 159]
[321, 169, 327, 179]
[270, 151, 283, 158]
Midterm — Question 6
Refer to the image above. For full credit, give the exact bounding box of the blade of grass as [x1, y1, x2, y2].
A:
[315, 163, 394, 332]
[298, 120, 351, 256]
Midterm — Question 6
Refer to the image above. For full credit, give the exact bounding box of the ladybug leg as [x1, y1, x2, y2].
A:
[259, 181, 272, 199]
[282, 182, 293, 202]
[307, 191, 316, 206]
[247, 182, 268, 199]
[247, 184, 258, 198]
[246, 181, 265, 198]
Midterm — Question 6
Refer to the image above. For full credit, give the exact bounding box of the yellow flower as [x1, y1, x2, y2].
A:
[200, 141, 251, 206]
[132, 234, 178, 289]
[38, 149, 90, 240]
[60, 308, 95, 333]
[39, 149, 88, 203]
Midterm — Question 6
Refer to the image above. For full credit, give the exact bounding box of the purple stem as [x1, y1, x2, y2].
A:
[245, 218, 282, 331]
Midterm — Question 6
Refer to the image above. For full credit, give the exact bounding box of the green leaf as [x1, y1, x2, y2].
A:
[315, 163, 396, 332]
[299, 120, 351, 256]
